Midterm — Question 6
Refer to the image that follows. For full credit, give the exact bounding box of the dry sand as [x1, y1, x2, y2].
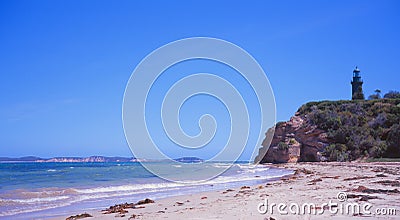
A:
[63, 162, 400, 220]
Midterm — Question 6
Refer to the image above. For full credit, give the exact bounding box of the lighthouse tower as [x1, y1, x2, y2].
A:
[351, 66, 364, 100]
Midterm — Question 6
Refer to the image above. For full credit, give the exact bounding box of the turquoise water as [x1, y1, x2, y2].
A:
[0, 162, 293, 219]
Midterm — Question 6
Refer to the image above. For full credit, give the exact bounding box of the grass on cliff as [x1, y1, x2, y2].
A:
[297, 98, 400, 161]
[365, 158, 400, 162]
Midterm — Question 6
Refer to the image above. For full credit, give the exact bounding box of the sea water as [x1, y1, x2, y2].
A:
[0, 162, 293, 219]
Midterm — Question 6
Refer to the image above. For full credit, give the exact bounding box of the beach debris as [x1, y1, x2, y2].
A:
[376, 173, 387, 177]
[157, 210, 166, 213]
[201, 196, 207, 199]
[372, 167, 400, 175]
[102, 199, 154, 215]
[226, 189, 234, 192]
[309, 178, 322, 183]
[136, 198, 155, 205]
[128, 214, 137, 219]
[322, 175, 340, 179]
[343, 176, 374, 181]
[102, 202, 134, 214]
[175, 201, 184, 206]
[240, 186, 250, 189]
[259, 193, 269, 197]
[347, 193, 379, 201]
[353, 185, 400, 194]
[359, 195, 378, 201]
[66, 213, 92, 220]
[294, 168, 313, 175]
[373, 180, 400, 187]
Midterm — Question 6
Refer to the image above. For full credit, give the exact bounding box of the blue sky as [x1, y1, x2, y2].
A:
[0, 0, 399, 158]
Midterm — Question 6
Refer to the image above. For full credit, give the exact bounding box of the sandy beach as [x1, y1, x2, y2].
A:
[62, 162, 400, 220]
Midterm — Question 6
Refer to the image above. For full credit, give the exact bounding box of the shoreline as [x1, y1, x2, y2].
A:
[60, 162, 400, 219]
[1, 163, 291, 219]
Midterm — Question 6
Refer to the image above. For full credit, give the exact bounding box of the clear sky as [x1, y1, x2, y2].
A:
[0, 0, 399, 158]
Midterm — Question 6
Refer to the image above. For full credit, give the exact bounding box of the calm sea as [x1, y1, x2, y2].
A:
[0, 162, 293, 219]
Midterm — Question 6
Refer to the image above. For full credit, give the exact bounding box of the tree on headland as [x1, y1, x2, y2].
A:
[383, 90, 400, 99]
[368, 89, 381, 100]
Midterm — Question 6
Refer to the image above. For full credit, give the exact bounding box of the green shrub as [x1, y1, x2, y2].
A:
[323, 144, 349, 162]
[277, 142, 289, 151]
[369, 142, 388, 158]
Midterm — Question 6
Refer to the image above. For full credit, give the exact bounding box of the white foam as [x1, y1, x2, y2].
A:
[75, 182, 184, 194]
[1, 195, 69, 204]
[0, 201, 72, 217]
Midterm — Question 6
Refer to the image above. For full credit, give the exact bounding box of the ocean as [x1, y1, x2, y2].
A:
[0, 162, 293, 219]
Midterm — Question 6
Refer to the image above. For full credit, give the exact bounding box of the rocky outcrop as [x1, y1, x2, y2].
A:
[255, 113, 329, 163]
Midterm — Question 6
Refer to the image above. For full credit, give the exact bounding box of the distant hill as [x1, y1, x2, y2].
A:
[0, 156, 138, 162]
[255, 98, 400, 163]
[0, 156, 43, 162]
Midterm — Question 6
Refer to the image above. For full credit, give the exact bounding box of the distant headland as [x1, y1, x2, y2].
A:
[0, 156, 144, 163]
[0, 156, 207, 163]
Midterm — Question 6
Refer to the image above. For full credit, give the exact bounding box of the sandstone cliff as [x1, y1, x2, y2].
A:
[255, 113, 329, 163]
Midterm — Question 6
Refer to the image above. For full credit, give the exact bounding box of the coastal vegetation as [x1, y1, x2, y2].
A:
[298, 97, 400, 160]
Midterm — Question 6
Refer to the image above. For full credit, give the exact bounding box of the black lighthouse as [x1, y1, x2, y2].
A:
[351, 66, 364, 100]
